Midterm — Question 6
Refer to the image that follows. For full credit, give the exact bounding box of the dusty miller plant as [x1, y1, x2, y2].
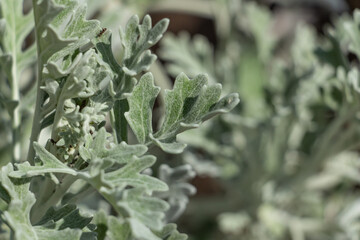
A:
[0, 0, 239, 239]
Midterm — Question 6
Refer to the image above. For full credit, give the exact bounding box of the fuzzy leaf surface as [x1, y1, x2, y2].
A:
[126, 72, 239, 153]
[0, 164, 84, 239]
[0, 0, 36, 79]
[125, 73, 160, 143]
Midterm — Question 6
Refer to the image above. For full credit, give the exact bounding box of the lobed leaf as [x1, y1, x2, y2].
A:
[9, 143, 77, 178]
[0, 0, 36, 78]
[126, 72, 240, 153]
[157, 165, 196, 222]
[117, 187, 169, 231]
[125, 72, 160, 143]
[120, 15, 169, 74]
[0, 163, 86, 239]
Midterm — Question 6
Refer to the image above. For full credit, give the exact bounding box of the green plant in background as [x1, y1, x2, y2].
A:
[160, 0, 360, 239]
[0, 0, 239, 239]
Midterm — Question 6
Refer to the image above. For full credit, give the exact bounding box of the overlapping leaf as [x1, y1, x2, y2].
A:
[331, 9, 360, 60]
[120, 14, 169, 76]
[94, 14, 169, 99]
[126, 72, 240, 153]
[159, 33, 215, 81]
[33, 0, 100, 66]
[0, 163, 86, 239]
[157, 164, 196, 222]
[0, 0, 36, 81]
[11, 127, 169, 236]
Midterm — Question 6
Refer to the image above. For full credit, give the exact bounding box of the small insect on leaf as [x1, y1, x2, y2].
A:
[97, 28, 107, 38]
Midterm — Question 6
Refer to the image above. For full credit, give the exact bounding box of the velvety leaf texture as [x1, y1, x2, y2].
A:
[0, 164, 85, 239]
[126, 72, 240, 153]
[125, 72, 160, 143]
[0, 0, 36, 79]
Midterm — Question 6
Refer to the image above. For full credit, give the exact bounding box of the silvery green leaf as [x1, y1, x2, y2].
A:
[35, 204, 92, 231]
[33, 227, 82, 240]
[128, 218, 160, 240]
[93, 210, 132, 240]
[331, 9, 360, 60]
[0, 0, 36, 77]
[0, 164, 84, 239]
[149, 136, 187, 155]
[125, 73, 160, 144]
[32, 0, 68, 64]
[94, 15, 168, 100]
[117, 188, 169, 231]
[33, 0, 100, 65]
[106, 216, 131, 240]
[240, 2, 277, 62]
[120, 15, 169, 74]
[95, 212, 176, 240]
[126, 72, 239, 153]
[79, 128, 147, 165]
[157, 165, 196, 222]
[9, 142, 77, 178]
[0, 164, 36, 239]
[158, 73, 219, 135]
[8, 131, 170, 236]
[32, 0, 102, 125]
[105, 155, 168, 193]
[202, 93, 241, 120]
[155, 224, 188, 240]
[153, 73, 239, 153]
[93, 30, 136, 100]
[159, 33, 215, 81]
[337, 67, 360, 103]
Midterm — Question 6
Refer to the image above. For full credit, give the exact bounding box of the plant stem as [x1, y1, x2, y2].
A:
[10, 49, 20, 164]
[26, 0, 46, 165]
[112, 99, 129, 143]
[31, 175, 77, 224]
[7, 1, 21, 164]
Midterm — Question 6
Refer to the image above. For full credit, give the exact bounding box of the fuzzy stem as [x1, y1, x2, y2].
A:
[10, 47, 21, 164]
[113, 99, 129, 143]
[26, 84, 44, 165]
[7, 1, 21, 164]
[31, 175, 77, 224]
[26, 0, 46, 165]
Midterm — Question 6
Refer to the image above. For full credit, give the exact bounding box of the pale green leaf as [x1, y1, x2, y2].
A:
[35, 204, 92, 230]
[117, 188, 169, 231]
[159, 33, 215, 81]
[33, 0, 100, 65]
[126, 72, 239, 153]
[79, 128, 147, 165]
[9, 143, 77, 178]
[0, 0, 36, 77]
[149, 135, 187, 154]
[241, 2, 277, 62]
[125, 73, 160, 143]
[0, 164, 85, 239]
[0, 164, 37, 239]
[106, 216, 131, 240]
[120, 15, 169, 73]
[128, 218, 161, 240]
[155, 224, 188, 240]
[155, 73, 239, 153]
[331, 9, 360, 60]
[157, 165, 196, 222]
[33, 227, 82, 240]
[105, 155, 168, 193]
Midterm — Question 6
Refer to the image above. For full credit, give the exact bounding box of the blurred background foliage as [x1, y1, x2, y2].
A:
[2, 0, 360, 239]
